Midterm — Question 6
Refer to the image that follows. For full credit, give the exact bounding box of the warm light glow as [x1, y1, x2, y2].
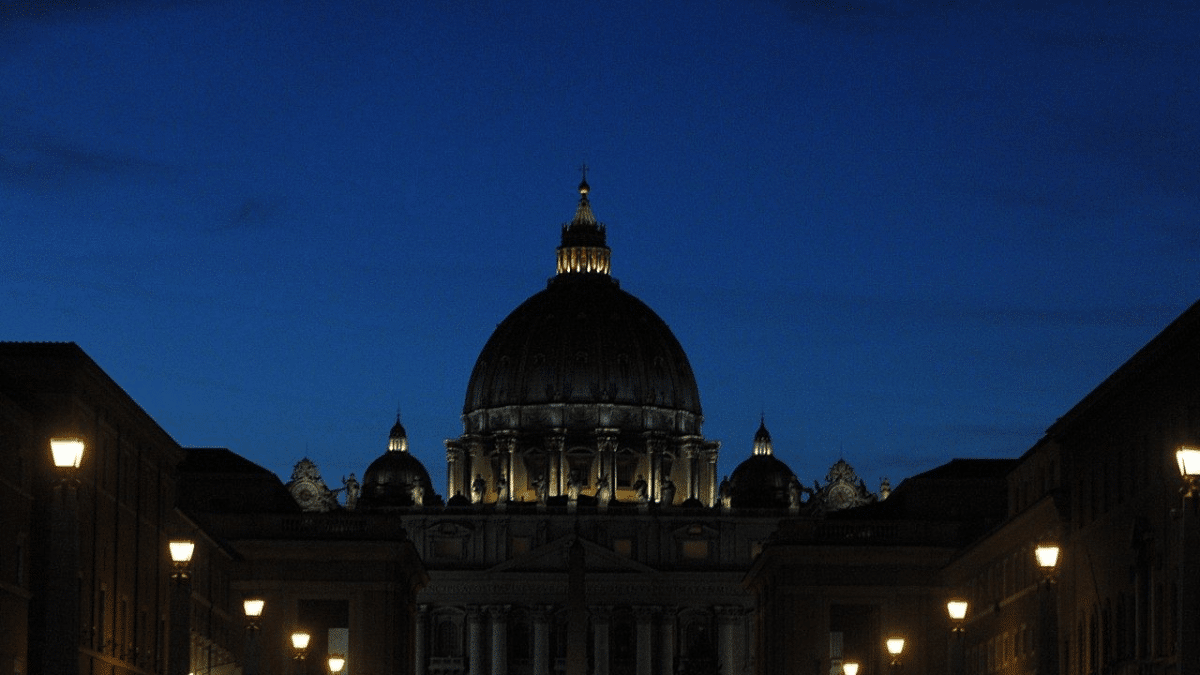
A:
[946, 599, 969, 621]
[327, 654, 346, 673]
[168, 540, 195, 564]
[291, 632, 311, 650]
[1035, 544, 1060, 569]
[1178, 446, 1200, 477]
[243, 598, 264, 618]
[50, 437, 85, 468]
[887, 637, 905, 656]
[843, 661, 860, 675]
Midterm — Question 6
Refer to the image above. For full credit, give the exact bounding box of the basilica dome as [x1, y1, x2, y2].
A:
[461, 179, 702, 437]
[360, 417, 438, 508]
[729, 419, 798, 509]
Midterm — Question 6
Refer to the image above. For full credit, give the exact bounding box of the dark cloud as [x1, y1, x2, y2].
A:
[0, 132, 172, 192]
[0, 0, 213, 23]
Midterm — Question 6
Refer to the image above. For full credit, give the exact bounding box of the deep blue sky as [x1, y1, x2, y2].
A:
[3, 0, 1197, 496]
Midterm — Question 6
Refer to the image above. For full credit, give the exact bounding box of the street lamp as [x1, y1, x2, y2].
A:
[945, 600, 968, 631]
[50, 437, 86, 471]
[327, 654, 346, 674]
[1034, 544, 1060, 675]
[45, 436, 85, 675]
[1176, 446, 1200, 675]
[886, 637, 905, 667]
[243, 598, 265, 675]
[168, 539, 195, 675]
[843, 661, 860, 675]
[946, 599, 968, 675]
[292, 631, 311, 675]
[1035, 544, 1061, 579]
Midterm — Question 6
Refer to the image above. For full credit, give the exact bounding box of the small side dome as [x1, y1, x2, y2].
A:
[360, 417, 439, 509]
[730, 419, 797, 509]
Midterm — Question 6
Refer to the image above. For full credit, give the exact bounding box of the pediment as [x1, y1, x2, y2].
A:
[488, 534, 659, 576]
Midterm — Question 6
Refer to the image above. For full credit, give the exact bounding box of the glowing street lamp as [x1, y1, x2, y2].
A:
[1177, 446, 1200, 675]
[292, 631, 311, 659]
[50, 437, 86, 470]
[886, 637, 905, 667]
[327, 654, 346, 674]
[243, 598, 265, 675]
[843, 661, 860, 675]
[946, 599, 968, 629]
[168, 539, 195, 675]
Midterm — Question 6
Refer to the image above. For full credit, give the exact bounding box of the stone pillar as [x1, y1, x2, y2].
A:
[716, 606, 741, 675]
[533, 606, 552, 675]
[659, 607, 678, 675]
[635, 607, 655, 675]
[592, 607, 612, 675]
[549, 432, 566, 497]
[415, 605, 428, 675]
[445, 445, 462, 499]
[705, 448, 720, 507]
[683, 444, 698, 502]
[490, 605, 509, 675]
[645, 434, 665, 503]
[467, 607, 484, 675]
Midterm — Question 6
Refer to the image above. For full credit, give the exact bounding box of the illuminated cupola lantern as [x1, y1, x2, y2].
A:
[556, 169, 612, 276]
[729, 417, 799, 509]
[753, 416, 774, 456]
[388, 413, 409, 453]
[360, 414, 440, 509]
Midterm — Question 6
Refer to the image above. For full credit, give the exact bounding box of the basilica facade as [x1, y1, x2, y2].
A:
[286, 179, 883, 675]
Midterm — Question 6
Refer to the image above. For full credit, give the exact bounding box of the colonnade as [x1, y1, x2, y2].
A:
[414, 603, 748, 675]
[444, 433, 721, 507]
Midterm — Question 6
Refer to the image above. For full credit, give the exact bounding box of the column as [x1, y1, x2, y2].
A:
[635, 607, 654, 675]
[659, 608, 678, 675]
[645, 434, 665, 503]
[415, 605, 428, 675]
[532, 606, 552, 675]
[490, 605, 509, 675]
[716, 606, 740, 675]
[705, 448, 719, 507]
[467, 607, 484, 675]
[684, 444, 698, 502]
[549, 432, 566, 497]
[445, 445, 462, 499]
[592, 606, 612, 675]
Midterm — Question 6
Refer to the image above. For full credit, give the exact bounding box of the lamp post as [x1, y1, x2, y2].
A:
[244, 598, 264, 675]
[1034, 544, 1060, 675]
[886, 637, 905, 672]
[328, 653, 346, 674]
[168, 539, 195, 675]
[946, 600, 968, 675]
[1176, 446, 1200, 675]
[45, 437, 85, 675]
[292, 631, 311, 675]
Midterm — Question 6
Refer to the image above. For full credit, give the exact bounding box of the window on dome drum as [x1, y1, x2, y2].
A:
[434, 618, 460, 657]
[567, 454, 593, 486]
[616, 452, 638, 488]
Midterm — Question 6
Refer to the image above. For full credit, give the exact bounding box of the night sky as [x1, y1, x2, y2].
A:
[3, 0, 1197, 496]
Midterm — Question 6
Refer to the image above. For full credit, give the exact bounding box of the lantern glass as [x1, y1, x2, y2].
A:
[168, 540, 195, 564]
[1035, 544, 1060, 569]
[946, 599, 969, 621]
[328, 654, 346, 673]
[291, 632, 311, 650]
[1178, 447, 1200, 477]
[244, 598, 265, 618]
[50, 437, 85, 468]
[887, 637, 905, 656]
